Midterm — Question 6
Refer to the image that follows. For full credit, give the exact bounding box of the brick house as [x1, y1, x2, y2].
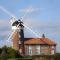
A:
[24, 35, 56, 56]
[11, 20, 56, 56]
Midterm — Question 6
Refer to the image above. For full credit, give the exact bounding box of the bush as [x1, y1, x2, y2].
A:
[54, 53, 60, 60]
[7, 47, 23, 58]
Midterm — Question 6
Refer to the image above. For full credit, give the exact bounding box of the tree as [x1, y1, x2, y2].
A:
[0, 48, 2, 54]
[1, 46, 7, 60]
[7, 47, 16, 58]
[0, 46, 23, 59]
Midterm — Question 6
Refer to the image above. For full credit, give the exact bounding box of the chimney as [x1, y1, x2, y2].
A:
[42, 34, 45, 38]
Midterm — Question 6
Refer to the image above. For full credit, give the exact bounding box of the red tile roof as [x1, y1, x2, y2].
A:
[24, 38, 56, 45]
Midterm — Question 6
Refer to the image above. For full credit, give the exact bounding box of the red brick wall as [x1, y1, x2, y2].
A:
[12, 31, 19, 50]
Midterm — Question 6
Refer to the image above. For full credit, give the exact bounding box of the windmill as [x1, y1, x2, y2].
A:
[11, 19, 24, 54]
[10, 18, 40, 55]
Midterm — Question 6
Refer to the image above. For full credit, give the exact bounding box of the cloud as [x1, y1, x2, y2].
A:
[0, 19, 11, 31]
[0, 6, 16, 18]
[0, 19, 11, 47]
[0, 19, 9, 25]
[0, 20, 7, 25]
[0, 19, 11, 40]
[24, 17, 60, 30]
[19, 6, 39, 13]
[23, 17, 60, 37]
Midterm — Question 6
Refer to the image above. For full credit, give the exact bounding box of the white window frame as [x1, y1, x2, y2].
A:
[51, 50, 55, 55]
[35, 45, 40, 55]
[28, 45, 32, 55]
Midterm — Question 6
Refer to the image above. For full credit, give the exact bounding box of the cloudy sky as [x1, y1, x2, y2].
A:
[0, 0, 60, 52]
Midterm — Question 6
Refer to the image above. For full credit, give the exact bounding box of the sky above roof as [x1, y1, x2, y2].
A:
[0, 0, 60, 52]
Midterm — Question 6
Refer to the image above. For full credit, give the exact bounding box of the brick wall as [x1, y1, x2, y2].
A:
[12, 31, 19, 50]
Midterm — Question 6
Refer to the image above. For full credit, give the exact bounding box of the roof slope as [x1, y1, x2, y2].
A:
[24, 38, 56, 45]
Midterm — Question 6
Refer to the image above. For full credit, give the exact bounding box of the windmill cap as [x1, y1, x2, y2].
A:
[12, 20, 19, 26]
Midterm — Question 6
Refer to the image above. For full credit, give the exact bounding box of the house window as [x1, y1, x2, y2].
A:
[51, 50, 54, 55]
[28, 45, 32, 55]
[35, 45, 40, 55]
